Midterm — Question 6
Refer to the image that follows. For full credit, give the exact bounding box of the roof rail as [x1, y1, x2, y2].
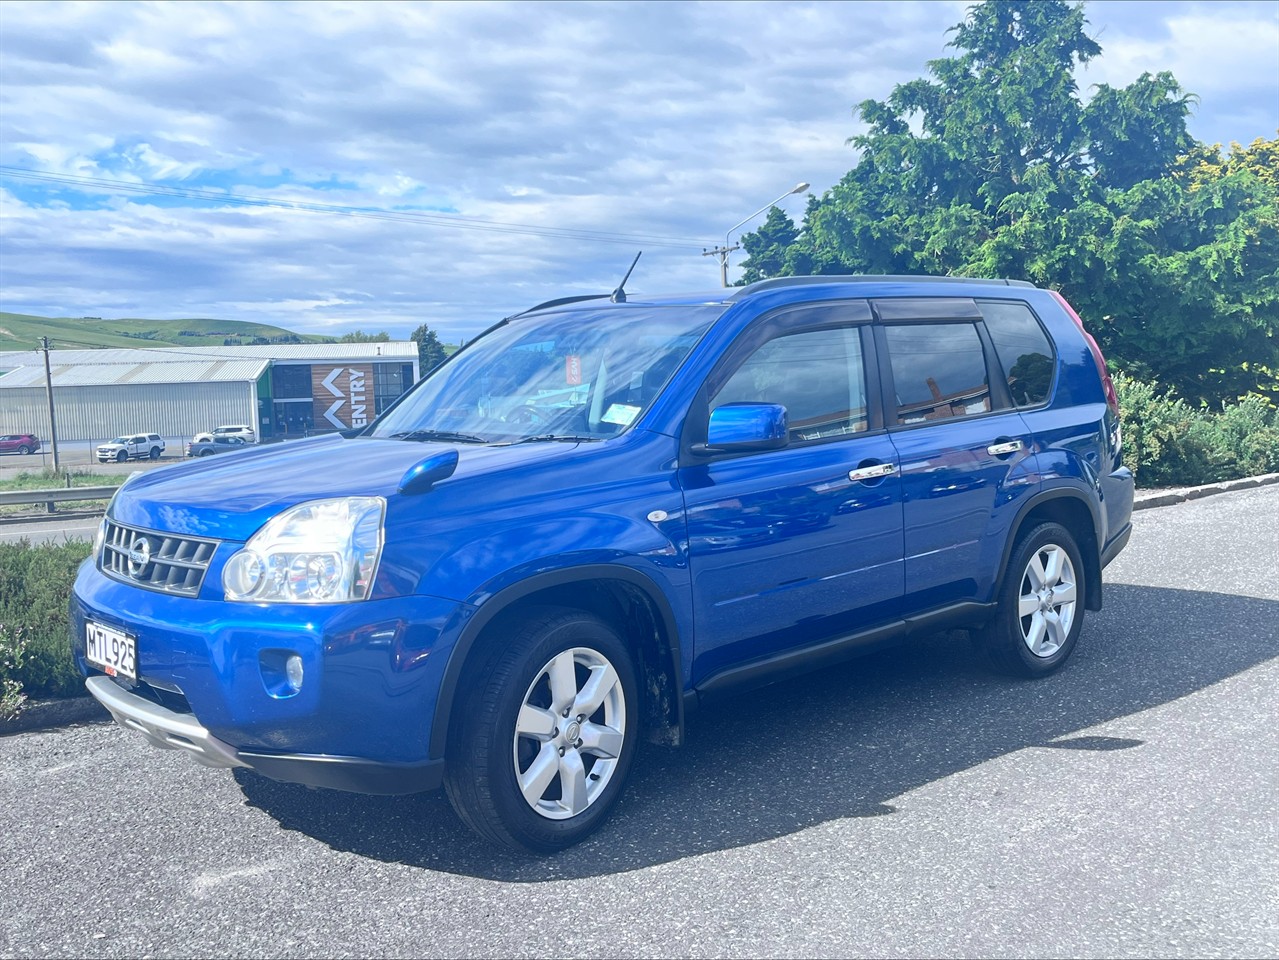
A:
[508, 294, 613, 319]
[730, 275, 1035, 299]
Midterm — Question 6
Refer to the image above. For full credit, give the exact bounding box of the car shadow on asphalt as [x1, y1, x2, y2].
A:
[235, 583, 1278, 880]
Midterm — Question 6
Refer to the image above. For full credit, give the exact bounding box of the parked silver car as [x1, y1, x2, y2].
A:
[186, 435, 250, 457]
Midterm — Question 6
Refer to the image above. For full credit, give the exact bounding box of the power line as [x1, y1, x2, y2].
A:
[0, 167, 711, 250]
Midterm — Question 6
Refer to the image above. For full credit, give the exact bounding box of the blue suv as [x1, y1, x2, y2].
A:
[72, 275, 1133, 853]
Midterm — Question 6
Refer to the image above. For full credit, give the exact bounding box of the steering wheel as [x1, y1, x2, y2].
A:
[505, 404, 546, 427]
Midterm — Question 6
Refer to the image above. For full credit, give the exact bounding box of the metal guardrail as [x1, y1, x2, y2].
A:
[0, 486, 117, 513]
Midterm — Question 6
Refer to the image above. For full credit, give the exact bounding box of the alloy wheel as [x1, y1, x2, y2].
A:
[1017, 543, 1078, 658]
[511, 646, 627, 821]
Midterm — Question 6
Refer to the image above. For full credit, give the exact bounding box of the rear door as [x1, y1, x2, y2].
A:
[875, 299, 1040, 611]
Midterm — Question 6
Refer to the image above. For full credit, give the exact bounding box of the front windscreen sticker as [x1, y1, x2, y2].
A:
[601, 403, 640, 426]
[565, 355, 583, 386]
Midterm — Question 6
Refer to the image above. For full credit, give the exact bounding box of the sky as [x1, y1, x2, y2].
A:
[1, 0, 1277, 345]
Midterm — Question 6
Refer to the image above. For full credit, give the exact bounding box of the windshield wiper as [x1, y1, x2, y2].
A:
[391, 430, 489, 444]
[506, 434, 602, 445]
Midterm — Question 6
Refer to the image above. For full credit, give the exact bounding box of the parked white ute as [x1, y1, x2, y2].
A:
[211, 424, 256, 443]
[97, 433, 165, 463]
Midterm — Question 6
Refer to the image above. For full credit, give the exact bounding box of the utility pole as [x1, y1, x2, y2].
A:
[702, 243, 739, 288]
[39, 336, 61, 471]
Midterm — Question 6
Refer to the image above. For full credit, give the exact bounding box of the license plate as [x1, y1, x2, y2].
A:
[85, 621, 137, 681]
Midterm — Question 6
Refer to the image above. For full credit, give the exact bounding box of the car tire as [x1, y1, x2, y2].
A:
[981, 522, 1086, 677]
[115, 451, 128, 463]
[17, 444, 30, 455]
[149, 447, 161, 460]
[444, 605, 640, 854]
[199, 450, 213, 457]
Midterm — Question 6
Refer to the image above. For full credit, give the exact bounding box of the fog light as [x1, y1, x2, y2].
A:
[259, 649, 305, 699]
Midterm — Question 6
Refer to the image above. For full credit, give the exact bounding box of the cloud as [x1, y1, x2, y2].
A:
[0, 0, 1274, 341]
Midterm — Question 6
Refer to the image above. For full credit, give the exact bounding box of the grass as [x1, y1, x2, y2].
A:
[0, 469, 123, 517]
[0, 311, 333, 350]
[0, 469, 127, 492]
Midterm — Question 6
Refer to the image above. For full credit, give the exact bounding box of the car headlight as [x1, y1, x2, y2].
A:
[222, 497, 385, 604]
[93, 516, 108, 560]
[95, 471, 144, 561]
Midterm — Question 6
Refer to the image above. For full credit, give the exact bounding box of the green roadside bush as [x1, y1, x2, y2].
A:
[1114, 374, 1279, 487]
[0, 539, 93, 718]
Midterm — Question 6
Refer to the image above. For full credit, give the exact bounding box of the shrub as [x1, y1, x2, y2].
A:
[0, 539, 93, 707]
[0, 622, 28, 720]
[1114, 373, 1279, 487]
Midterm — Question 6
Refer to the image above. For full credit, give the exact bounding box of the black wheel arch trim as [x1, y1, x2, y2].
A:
[996, 487, 1104, 612]
[428, 564, 685, 761]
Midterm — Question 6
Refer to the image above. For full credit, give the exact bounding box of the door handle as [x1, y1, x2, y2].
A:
[987, 440, 1024, 456]
[848, 462, 897, 482]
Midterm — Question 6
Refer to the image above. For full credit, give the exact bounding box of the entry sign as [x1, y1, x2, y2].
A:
[312, 364, 376, 430]
[565, 355, 582, 386]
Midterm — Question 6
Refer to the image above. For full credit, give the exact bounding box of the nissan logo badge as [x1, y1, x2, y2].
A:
[127, 537, 152, 576]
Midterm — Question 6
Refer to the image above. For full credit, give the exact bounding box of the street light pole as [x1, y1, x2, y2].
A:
[703, 181, 809, 287]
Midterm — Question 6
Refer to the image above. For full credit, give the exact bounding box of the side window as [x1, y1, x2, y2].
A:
[979, 300, 1055, 407]
[712, 327, 868, 442]
[884, 323, 992, 425]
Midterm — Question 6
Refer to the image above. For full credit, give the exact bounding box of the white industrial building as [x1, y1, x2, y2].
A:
[0, 342, 419, 445]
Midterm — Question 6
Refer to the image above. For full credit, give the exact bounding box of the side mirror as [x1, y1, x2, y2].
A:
[698, 403, 789, 454]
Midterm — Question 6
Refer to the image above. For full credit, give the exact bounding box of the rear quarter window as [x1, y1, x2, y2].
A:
[979, 300, 1055, 407]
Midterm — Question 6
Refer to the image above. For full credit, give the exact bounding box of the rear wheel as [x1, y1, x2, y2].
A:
[444, 606, 639, 854]
[149, 447, 161, 460]
[17, 444, 30, 455]
[981, 522, 1085, 677]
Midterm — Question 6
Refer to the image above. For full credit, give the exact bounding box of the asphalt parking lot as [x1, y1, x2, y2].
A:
[1, 486, 1276, 958]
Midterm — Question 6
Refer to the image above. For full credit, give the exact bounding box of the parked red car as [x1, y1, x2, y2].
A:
[0, 434, 41, 455]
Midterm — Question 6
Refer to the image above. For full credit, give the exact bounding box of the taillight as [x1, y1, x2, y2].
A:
[1050, 290, 1118, 416]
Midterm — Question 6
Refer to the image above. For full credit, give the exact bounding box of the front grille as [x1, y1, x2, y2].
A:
[100, 519, 219, 597]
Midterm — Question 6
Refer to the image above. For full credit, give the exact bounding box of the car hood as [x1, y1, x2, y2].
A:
[109, 434, 600, 540]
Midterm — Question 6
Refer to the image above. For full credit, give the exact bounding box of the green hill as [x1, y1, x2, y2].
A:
[0, 312, 334, 350]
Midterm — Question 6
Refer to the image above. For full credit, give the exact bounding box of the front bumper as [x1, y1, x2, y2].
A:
[87, 676, 444, 794]
[72, 557, 472, 771]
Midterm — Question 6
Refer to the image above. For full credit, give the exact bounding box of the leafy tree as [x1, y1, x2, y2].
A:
[1083, 71, 1197, 189]
[338, 330, 391, 343]
[410, 323, 448, 375]
[739, 207, 800, 283]
[740, 0, 1278, 405]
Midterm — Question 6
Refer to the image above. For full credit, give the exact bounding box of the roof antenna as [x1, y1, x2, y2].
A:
[611, 251, 642, 303]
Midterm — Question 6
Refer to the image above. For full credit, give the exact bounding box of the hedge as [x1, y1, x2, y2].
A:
[0, 539, 92, 718]
[1114, 375, 1279, 487]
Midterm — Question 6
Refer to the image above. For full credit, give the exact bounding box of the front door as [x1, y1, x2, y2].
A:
[680, 314, 905, 684]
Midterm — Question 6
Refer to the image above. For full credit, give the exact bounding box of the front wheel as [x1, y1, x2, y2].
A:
[980, 522, 1086, 677]
[115, 450, 127, 463]
[444, 606, 639, 854]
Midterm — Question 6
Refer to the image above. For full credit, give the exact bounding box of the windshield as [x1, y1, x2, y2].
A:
[373, 304, 723, 443]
